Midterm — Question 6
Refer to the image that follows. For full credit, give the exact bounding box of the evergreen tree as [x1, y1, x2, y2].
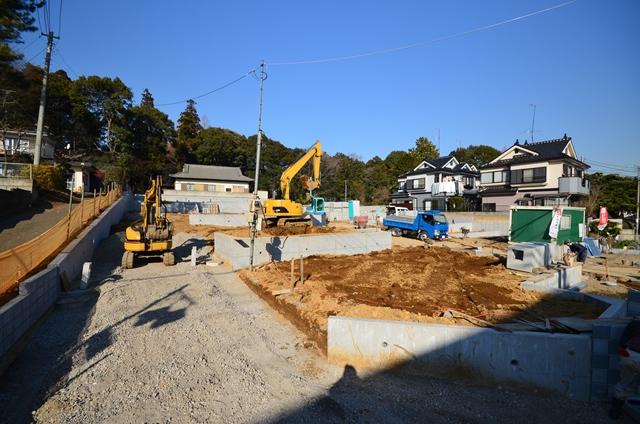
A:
[0, 0, 40, 68]
[409, 136, 439, 163]
[176, 99, 202, 162]
[140, 88, 154, 107]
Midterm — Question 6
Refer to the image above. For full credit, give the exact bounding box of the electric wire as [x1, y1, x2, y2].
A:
[156, 69, 257, 106]
[584, 158, 635, 171]
[53, 46, 78, 78]
[24, 46, 46, 64]
[268, 0, 577, 66]
[57, 0, 63, 37]
[14, 35, 43, 55]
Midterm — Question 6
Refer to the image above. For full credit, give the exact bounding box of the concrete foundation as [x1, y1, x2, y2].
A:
[189, 213, 249, 227]
[507, 242, 551, 272]
[521, 265, 584, 291]
[214, 230, 392, 270]
[327, 316, 592, 400]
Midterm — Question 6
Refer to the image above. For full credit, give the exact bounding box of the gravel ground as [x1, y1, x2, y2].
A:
[0, 231, 624, 423]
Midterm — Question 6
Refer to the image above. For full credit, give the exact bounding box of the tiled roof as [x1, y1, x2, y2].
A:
[171, 164, 252, 182]
[480, 135, 589, 169]
[401, 156, 479, 177]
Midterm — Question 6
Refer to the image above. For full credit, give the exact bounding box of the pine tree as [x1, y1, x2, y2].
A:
[140, 88, 154, 107]
[176, 99, 202, 162]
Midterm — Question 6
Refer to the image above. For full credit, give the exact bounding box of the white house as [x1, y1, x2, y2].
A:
[170, 164, 252, 193]
[479, 135, 590, 212]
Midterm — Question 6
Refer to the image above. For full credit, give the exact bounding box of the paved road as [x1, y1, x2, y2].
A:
[0, 199, 74, 252]
[0, 232, 622, 423]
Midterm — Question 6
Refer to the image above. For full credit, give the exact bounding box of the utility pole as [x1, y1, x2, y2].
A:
[344, 180, 347, 202]
[250, 61, 266, 269]
[529, 104, 537, 143]
[34, 31, 58, 166]
[636, 165, 639, 242]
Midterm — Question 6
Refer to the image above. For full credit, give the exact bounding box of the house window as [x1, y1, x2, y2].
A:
[207, 184, 216, 192]
[480, 170, 509, 184]
[225, 187, 232, 192]
[408, 178, 425, 189]
[186, 184, 194, 191]
[511, 167, 546, 184]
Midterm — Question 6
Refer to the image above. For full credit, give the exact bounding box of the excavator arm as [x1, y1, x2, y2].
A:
[279, 140, 322, 200]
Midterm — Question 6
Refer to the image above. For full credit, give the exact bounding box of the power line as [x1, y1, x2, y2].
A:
[24, 46, 46, 64]
[156, 69, 257, 106]
[58, 0, 63, 37]
[53, 46, 78, 78]
[268, 0, 577, 66]
[15, 35, 43, 55]
[584, 158, 635, 171]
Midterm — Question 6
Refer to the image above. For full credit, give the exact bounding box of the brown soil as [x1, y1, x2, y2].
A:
[223, 224, 351, 238]
[165, 213, 243, 239]
[240, 246, 605, 351]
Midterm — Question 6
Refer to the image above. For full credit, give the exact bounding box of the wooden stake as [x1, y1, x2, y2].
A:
[290, 259, 295, 289]
[80, 185, 85, 224]
[93, 189, 96, 218]
[300, 255, 304, 285]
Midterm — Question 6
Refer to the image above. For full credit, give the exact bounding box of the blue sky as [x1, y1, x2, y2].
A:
[19, 0, 640, 174]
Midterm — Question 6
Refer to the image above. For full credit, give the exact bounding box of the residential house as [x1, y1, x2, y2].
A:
[170, 163, 252, 193]
[68, 161, 103, 193]
[479, 135, 590, 212]
[0, 129, 54, 161]
[390, 156, 480, 211]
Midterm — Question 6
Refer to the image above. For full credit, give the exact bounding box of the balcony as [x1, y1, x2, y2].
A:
[431, 181, 465, 196]
[558, 176, 590, 196]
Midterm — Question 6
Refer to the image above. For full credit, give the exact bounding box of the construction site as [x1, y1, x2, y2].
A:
[1, 2, 639, 422]
[1, 160, 640, 422]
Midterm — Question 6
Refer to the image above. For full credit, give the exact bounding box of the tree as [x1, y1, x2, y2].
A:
[409, 136, 439, 163]
[176, 99, 202, 163]
[586, 172, 638, 218]
[70, 76, 133, 152]
[196, 127, 243, 166]
[140, 88, 154, 107]
[0, 0, 40, 68]
[449, 144, 501, 167]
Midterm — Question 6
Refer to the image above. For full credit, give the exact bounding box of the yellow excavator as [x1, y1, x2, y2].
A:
[262, 140, 325, 227]
[122, 176, 175, 268]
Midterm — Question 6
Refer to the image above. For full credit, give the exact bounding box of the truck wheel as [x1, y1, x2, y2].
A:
[391, 228, 402, 237]
[418, 232, 429, 242]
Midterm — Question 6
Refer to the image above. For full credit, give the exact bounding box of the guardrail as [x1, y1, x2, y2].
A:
[0, 185, 121, 297]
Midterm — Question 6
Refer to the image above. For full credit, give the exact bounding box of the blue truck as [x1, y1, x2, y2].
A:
[382, 210, 449, 241]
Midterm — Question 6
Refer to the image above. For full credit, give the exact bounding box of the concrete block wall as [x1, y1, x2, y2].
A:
[214, 230, 392, 270]
[0, 267, 59, 363]
[507, 243, 551, 273]
[590, 319, 631, 400]
[521, 265, 584, 292]
[328, 316, 592, 401]
[0, 194, 132, 373]
[189, 213, 249, 227]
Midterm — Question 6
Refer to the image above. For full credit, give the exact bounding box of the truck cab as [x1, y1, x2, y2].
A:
[382, 209, 449, 241]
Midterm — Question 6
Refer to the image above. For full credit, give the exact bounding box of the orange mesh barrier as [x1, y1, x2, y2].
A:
[0, 186, 121, 296]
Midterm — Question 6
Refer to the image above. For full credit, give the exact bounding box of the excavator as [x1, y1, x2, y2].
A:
[262, 140, 325, 227]
[122, 176, 175, 268]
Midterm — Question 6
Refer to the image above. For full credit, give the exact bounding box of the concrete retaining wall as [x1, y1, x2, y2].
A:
[327, 316, 592, 400]
[163, 190, 268, 214]
[214, 230, 392, 270]
[521, 265, 584, 292]
[0, 193, 133, 374]
[189, 213, 248, 227]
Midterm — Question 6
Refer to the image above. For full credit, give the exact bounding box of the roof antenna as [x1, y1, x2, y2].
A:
[529, 104, 537, 143]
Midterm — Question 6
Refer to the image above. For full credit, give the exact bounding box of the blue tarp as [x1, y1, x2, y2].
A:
[583, 237, 602, 257]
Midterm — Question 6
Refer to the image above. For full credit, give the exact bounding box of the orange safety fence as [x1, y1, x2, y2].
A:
[0, 186, 122, 297]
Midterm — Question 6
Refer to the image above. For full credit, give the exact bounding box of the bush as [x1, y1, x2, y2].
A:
[33, 165, 65, 191]
[447, 196, 465, 211]
[588, 221, 621, 238]
[613, 239, 640, 249]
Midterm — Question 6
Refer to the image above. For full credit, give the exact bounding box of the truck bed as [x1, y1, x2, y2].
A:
[383, 215, 416, 224]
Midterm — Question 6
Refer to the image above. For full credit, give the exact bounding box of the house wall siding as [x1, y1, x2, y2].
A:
[174, 179, 249, 193]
